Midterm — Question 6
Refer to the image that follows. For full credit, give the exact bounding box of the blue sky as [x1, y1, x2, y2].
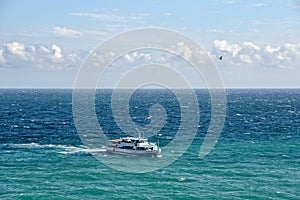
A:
[0, 0, 300, 88]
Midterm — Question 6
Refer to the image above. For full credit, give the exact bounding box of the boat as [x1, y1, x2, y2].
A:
[106, 136, 161, 156]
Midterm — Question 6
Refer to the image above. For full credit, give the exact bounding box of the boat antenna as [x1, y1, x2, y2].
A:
[135, 127, 142, 138]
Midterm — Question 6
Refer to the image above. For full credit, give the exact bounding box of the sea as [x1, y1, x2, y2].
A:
[0, 89, 299, 199]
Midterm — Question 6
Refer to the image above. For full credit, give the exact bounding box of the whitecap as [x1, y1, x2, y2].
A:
[178, 177, 186, 182]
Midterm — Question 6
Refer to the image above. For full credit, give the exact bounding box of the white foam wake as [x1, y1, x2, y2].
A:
[3, 142, 107, 155]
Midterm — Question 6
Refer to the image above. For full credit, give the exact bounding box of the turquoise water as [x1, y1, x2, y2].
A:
[0, 89, 299, 199]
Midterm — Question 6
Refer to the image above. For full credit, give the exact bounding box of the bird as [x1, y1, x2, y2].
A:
[219, 56, 223, 60]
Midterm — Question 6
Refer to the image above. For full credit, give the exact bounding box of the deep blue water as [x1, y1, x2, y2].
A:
[0, 89, 299, 199]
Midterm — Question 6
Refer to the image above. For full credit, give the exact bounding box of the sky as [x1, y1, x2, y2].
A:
[0, 0, 300, 88]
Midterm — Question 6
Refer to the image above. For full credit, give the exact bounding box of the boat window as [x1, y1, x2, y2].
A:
[121, 146, 134, 149]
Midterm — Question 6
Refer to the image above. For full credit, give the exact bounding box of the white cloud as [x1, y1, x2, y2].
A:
[124, 53, 135, 63]
[4, 42, 28, 61]
[173, 41, 192, 60]
[0, 42, 82, 70]
[222, 0, 238, 4]
[70, 12, 150, 24]
[38, 45, 52, 54]
[250, 3, 268, 7]
[212, 40, 300, 68]
[264, 45, 279, 53]
[255, 54, 262, 61]
[51, 44, 63, 63]
[122, 51, 152, 63]
[1, 40, 299, 72]
[0, 49, 6, 64]
[209, 29, 225, 33]
[53, 26, 82, 37]
[243, 42, 260, 51]
[214, 40, 241, 57]
[70, 12, 125, 22]
[239, 54, 252, 64]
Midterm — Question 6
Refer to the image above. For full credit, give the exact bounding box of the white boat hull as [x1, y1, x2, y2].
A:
[106, 147, 160, 156]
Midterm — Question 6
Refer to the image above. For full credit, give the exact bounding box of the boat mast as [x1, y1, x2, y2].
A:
[135, 127, 142, 139]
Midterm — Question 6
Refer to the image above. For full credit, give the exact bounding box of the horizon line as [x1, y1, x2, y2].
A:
[0, 87, 300, 90]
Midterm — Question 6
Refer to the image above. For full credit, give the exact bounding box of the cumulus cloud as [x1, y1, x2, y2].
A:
[213, 40, 241, 57]
[124, 53, 135, 63]
[0, 49, 6, 64]
[175, 41, 192, 60]
[121, 51, 152, 63]
[51, 44, 63, 62]
[0, 42, 81, 70]
[212, 40, 300, 68]
[53, 26, 82, 37]
[4, 42, 28, 61]
[1, 39, 299, 71]
[264, 45, 279, 53]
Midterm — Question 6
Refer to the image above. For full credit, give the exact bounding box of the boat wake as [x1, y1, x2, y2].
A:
[1, 142, 163, 157]
[1, 142, 107, 155]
